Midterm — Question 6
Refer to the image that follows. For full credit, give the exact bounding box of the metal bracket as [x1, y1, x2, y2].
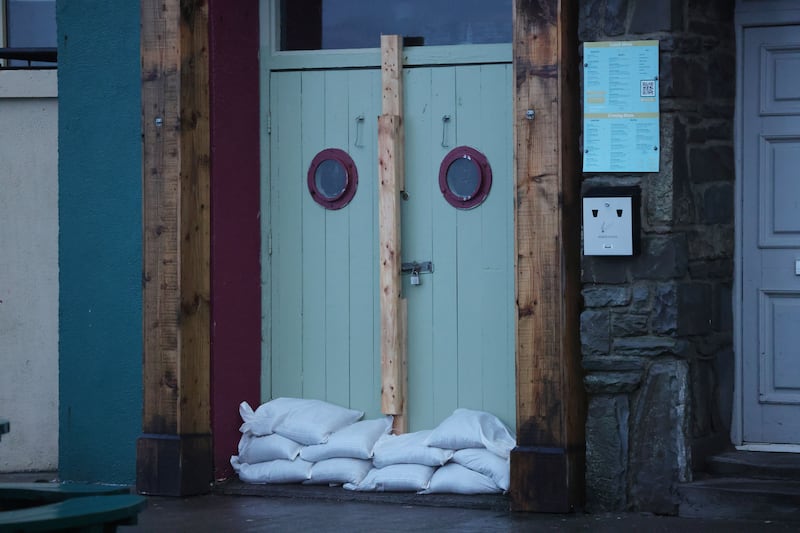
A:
[401, 261, 433, 274]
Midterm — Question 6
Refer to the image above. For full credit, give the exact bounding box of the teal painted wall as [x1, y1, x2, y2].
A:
[57, 1, 141, 484]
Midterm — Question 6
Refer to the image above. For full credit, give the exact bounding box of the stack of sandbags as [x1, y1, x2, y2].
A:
[231, 398, 365, 484]
[231, 400, 515, 495]
[420, 408, 514, 494]
[344, 408, 514, 494]
[300, 416, 393, 485]
[343, 430, 452, 492]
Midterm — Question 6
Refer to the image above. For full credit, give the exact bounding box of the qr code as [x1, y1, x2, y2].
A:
[640, 80, 656, 97]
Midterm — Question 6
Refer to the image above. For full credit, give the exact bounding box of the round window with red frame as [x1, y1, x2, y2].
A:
[439, 146, 492, 209]
[307, 148, 358, 210]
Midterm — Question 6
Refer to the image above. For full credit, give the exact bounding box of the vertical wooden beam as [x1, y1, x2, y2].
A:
[510, 0, 584, 512]
[137, 0, 212, 496]
[379, 35, 407, 434]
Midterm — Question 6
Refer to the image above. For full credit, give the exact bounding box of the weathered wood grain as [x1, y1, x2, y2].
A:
[139, 0, 211, 496]
[511, 0, 583, 512]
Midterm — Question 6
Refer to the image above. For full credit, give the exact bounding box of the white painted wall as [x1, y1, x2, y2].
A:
[0, 69, 58, 471]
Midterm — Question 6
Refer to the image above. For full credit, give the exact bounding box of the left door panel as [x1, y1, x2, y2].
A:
[267, 69, 383, 417]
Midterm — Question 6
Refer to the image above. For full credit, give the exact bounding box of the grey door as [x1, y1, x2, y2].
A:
[741, 24, 800, 444]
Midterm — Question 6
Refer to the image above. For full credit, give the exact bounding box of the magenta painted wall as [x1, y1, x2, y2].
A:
[209, 0, 261, 479]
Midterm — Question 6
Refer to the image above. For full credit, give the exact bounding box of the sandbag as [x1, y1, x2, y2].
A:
[238, 399, 291, 436]
[271, 398, 364, 445]
[238, 433, 303, 464]
[344, 464, 435, 492]
[372, 430, 453, 468]
[423, 408, 515, 458]
[300, 417, 392, 462]
[239, 397, 364, 444]
[420, 463, 501, 494]
[230, 456, 313, 484]
[452, 448, 510, 491]
[304, 458, 373, 486]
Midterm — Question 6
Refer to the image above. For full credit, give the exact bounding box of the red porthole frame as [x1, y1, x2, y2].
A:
[438, 146, 492, 210]
[307, 148, 359, 210]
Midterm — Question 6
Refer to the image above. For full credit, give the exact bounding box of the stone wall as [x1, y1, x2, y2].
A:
[578, 0, 735, 514]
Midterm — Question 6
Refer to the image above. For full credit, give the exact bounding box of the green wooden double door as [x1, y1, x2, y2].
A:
[266, 62, 515, 431]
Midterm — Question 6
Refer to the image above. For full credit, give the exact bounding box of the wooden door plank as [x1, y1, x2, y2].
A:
[299, 70, 328, 401]
[323, 70, 352, 408]
[403, 67, 435, 431]
[138, 0, 211, 496]
[272, 72, 305, 399]
[348, 69, 382, 419]
[511, 0, 583, 512]
[476, 64, 515, 427]
[430, 68, 459, 426]
[453, 66, 486, 414]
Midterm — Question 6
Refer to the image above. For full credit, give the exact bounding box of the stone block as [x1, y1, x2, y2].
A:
[604, 0, 628, 36]
[631, 234, 689, 280]
[688, 123, 733, 144]
[585, 372, 643, 394]
[611, 312, 649, 337]
[629, 360, 691, 514]
[579, 1, 604, 41]
[583, 355, 648, 372]
[690, 358, 717, 437]
[585, 395, 630, 512]
[670, 57, 707, 100]
[582, 256, 628, 284]
[583, 285, 631, 307]
[678, 282, 713, 335]
[690, 145, 734, 183]
[582, 309, 611, 355]
[630, 284, 651, 312]
[709, 51, 736, 99]
[672, 119, 695, 226]
[613, 336, 688, 358]
[630, 0, 682, 33]
[687, 226, 734, 261]
[713, 283, 733, 333]
[713, 348, 734, 433]
[652, 282, 677, 334]
[689, 258, 732, 279]
[701, 183, 733, 224]
[646, 118, 675, 227]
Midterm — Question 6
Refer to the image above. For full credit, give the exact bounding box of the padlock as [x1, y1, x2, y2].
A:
[410, 269, 421, 286]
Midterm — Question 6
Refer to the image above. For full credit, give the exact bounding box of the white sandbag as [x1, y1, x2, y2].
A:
[304, 458, 373, 486]
[300, 417, 392, 462]
[238, 433, 303, 464]
[452, 448, 510, 491]
[423, 408, 516, 459]
[230, 456, 312, 484]
[238, 399, 289, 436]
[269, 398, 364, 445]
[372, 430, 453, 468]
[419, 463, 501, 494]
[344, 464, 435, 492]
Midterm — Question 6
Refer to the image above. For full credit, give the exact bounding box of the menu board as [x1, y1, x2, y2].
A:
[583, 41, 659, 173]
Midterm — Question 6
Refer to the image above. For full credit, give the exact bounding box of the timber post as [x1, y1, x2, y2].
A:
[510, 0, 585, 512]
[379, 35, 408, 434]
[137, 0, 213, 496]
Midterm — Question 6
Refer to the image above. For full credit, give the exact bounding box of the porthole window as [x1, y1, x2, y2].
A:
[439, 146, 492, 209]
[307, 148, 358, 210]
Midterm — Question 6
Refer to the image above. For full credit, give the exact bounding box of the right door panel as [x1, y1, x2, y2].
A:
[402, 63, 515, 431]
